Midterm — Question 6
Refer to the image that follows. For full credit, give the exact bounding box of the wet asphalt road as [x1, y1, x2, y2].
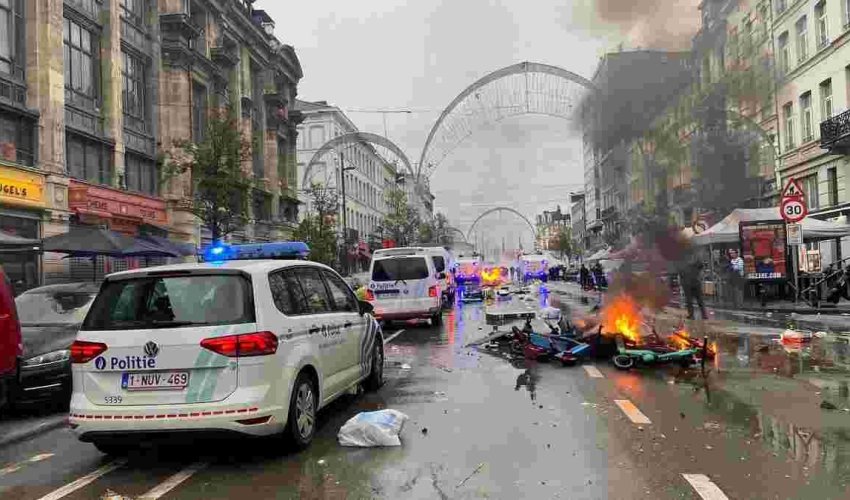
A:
[0, 292, 849, 499]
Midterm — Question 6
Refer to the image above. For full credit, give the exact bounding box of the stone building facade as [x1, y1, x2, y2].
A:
[0, 0, 301, 288]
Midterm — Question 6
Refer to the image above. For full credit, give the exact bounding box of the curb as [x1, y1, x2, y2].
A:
[0, 414, 68, 449]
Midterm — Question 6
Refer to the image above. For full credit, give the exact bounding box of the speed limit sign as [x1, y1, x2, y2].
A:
[781, 198, 808, 222]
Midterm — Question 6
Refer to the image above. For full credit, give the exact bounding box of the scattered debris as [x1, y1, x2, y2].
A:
[705, 445, 713, 450]
[820, 401, 838, 410]
[679, 412, 686, 419]
[400, 363, 412, 370]
[338, 409, 409, 447]
[317, 459, 326, 465]
[100, 491, 131, 500]
[421, 427, 428, 435]
[456, 462, 486, 489]
[703, 421, 721, 430]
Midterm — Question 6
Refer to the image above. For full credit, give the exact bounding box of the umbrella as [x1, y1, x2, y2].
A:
[42, 226, 179, 257]
[138, 234, 197, 257]
[691, 208, 850, 246]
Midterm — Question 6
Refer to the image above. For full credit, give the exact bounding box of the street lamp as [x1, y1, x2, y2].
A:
[339, 152, 357, 275]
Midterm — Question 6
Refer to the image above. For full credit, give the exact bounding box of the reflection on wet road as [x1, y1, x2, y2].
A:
[1, 292, 849, 499]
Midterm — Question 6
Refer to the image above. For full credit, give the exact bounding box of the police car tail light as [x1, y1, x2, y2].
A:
[365, 289, 375, 301]
[71, 340, 108, 364]
[200, 331, 278, 357]
[428, 286, 439, 298]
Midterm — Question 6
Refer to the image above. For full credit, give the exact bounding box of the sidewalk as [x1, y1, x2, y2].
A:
[548, 281, 850, 333]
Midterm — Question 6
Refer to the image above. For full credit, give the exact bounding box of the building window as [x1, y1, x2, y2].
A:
[800, 92, 813, 142]
[845, 0, 850, 27]
[66, 133, 113, 185]
[309, 126, 324, 149]
[191, 82, 207, 143]
[816, 1, 829, 48]
[778, 32, 790, 74]
[188, 1, 207, 54]
[0, 111, 34, 165]
[252, 190, 271, 221]
[783, 102, 795, 151]
[776, 0, 787, 14]
[801, 174, 819, 210]
[820, 79, 833, 120]
[124, 153, 156, 195]
[828, 166, 838, 206]
[742, 19, 753, 55]
[795, 16, 808, 62]
[121, 51, 147, 131]
[63, 17, 99, 108]
[119, 0, 145, 27]
[0, 0, 24, 80]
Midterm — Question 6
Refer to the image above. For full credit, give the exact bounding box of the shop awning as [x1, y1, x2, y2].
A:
[42, 225, 180, 257]
[0, 229, 39, 247]
[690, 208, 850, 246]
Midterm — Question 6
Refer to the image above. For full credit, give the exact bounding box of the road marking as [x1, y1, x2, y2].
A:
[138, 462, 207, 500]
[383, 329, 407, 344]
[682, 474, 730, 500]
[614, 399, 652, 425]
[0, 453, 55, 477]
[583, 365, 604, 378]
[36, 460, 126, 500]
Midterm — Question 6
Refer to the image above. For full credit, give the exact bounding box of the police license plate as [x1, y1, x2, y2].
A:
[121, 371, 189, 391]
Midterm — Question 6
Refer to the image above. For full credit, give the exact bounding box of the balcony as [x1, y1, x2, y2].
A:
[820, 109, 850, 154]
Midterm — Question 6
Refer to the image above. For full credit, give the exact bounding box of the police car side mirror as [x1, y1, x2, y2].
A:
[437, 272, 447, 280]
[358, 300, 374, 315]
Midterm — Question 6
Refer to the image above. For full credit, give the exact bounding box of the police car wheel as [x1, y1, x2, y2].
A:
[431, 312, 442, 326]
[286, 372, 317, 449]
[364, 342, 384, 391]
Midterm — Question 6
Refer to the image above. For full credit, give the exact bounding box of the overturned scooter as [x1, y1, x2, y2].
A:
[612, 335, 699, 370]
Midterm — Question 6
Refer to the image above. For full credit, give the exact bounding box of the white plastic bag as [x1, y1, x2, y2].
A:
[337, 409, 409, 447]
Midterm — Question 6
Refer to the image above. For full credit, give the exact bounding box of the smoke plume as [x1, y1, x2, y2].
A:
[589, 0, 701, 51]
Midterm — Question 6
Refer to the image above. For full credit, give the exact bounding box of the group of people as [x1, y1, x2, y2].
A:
[578, 262, 607, 291]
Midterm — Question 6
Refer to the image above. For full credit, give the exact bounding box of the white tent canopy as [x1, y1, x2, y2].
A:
[586, 247, 611, 261]
[691, 208, 850, 246]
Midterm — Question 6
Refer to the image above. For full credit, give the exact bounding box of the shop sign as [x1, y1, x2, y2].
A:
[69, 181, 167, 226]
[0, 164, 45, 208]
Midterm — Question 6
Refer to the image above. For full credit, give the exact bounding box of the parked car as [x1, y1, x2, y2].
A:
[13, 283, 99, 407]
[0, 265, 22, 411]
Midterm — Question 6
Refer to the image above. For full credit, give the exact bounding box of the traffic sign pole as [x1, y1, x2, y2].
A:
[780, 177, 808, 304]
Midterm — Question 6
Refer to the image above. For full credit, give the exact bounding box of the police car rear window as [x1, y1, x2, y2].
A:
[431, 256, 446, 273]
[371, 257, 429, 281]
[83, 274, 254, 330]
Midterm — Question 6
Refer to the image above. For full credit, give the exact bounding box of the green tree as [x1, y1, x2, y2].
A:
[550, 229, 573, 261]
[379, 188, 420, 247]
[163, 107, 253, 243]
[294, 183, 339, 267]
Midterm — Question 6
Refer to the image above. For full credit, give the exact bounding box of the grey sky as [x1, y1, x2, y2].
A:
[262, 1, 696, 249]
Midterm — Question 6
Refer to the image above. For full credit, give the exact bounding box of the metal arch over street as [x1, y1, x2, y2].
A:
[445, 226, 469, 243]
[418, 61, 596, 179]
[302, 132, 416, 188]
[466, 206, 537, 243]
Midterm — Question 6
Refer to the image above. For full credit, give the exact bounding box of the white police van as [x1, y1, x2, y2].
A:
[68, 242, 384, 454]
[366, 247, 443, 325]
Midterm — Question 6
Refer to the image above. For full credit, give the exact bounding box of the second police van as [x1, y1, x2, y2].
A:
[68, 242, 384, 454]
[366, 247, 444, 324]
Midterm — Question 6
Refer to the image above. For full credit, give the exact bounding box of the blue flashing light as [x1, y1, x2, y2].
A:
[201, 241, 310, 262]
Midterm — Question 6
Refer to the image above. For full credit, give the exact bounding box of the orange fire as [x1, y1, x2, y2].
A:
[669, 329, 693, 351]
[601, 294, 643, 343]
[481, 267, 502, 286]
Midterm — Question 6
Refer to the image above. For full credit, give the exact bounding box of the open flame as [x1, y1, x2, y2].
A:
[481, 267, 502, 286]
[601, 294, 643, 343]
[669, 328, 693, 351]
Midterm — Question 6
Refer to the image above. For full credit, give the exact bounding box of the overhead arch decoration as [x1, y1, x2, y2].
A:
[302, 132, 416, 188]
[466, 206, 537, 243]
[418, 61, 596, 179]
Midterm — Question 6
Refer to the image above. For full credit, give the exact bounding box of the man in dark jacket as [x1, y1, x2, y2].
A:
[679, 255, 707, 320]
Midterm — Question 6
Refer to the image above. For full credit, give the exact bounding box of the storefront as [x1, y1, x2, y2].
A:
[66, 180, 171, 279]
[0, 163, 46, 294]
